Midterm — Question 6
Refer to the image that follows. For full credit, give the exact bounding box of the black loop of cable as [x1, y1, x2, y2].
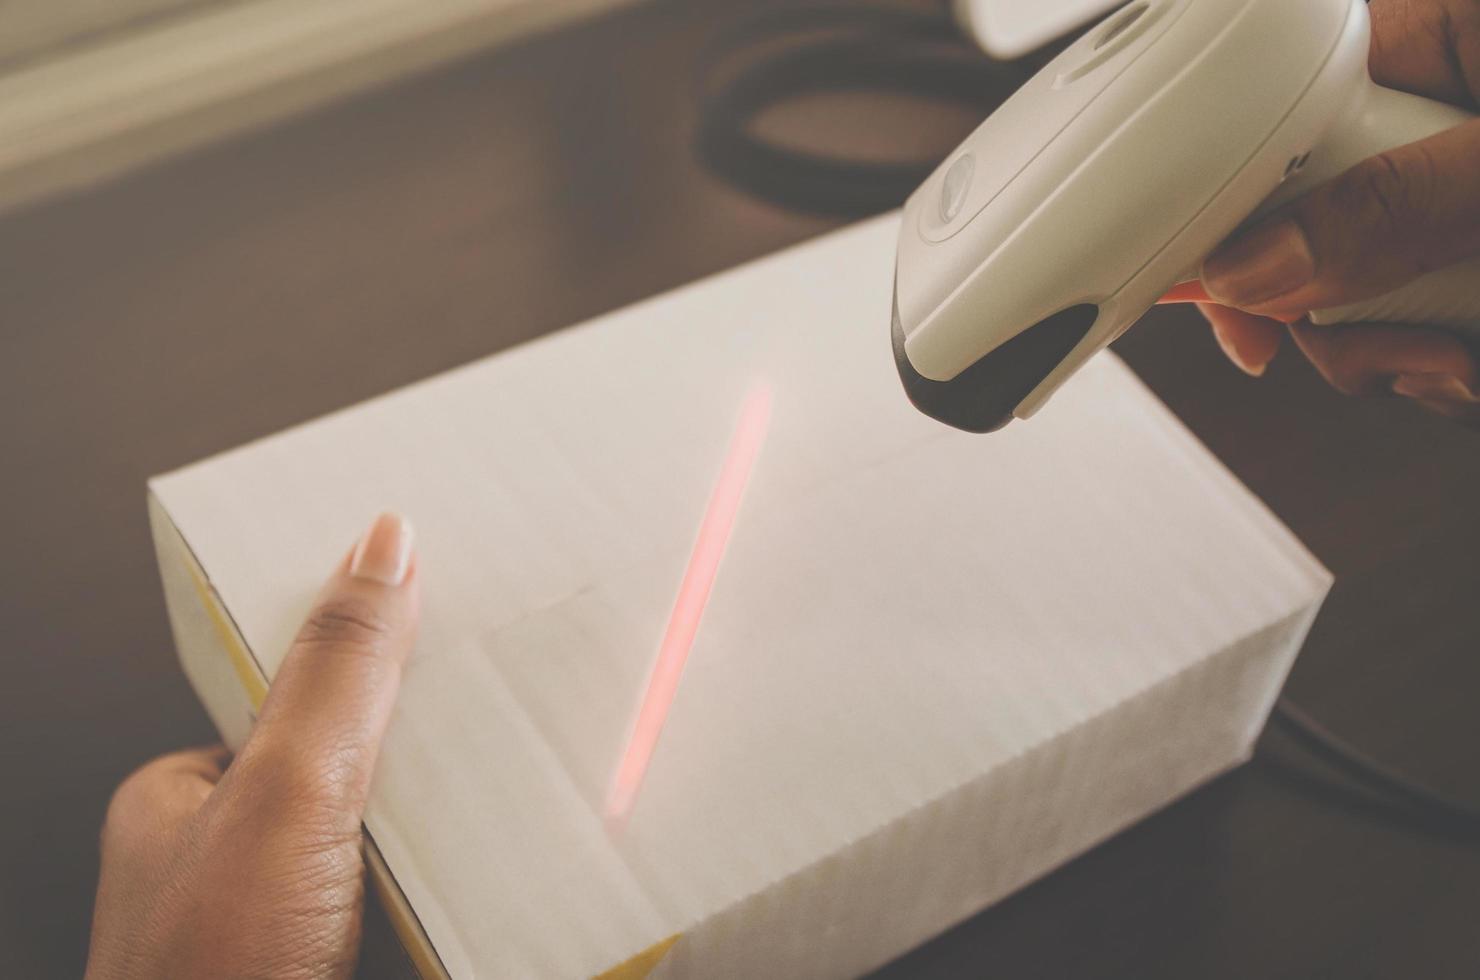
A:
[694, 5, 1029, 216]
[1273, 698, 1480, 837]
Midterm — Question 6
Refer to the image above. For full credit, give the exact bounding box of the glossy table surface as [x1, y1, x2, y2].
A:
[3, 2, 1478, 977]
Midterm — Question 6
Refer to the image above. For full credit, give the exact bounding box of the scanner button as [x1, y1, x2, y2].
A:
[1094, 2, 1148, 49]
[1056, 0, 1164, 87]
[940, 153, 974, 223]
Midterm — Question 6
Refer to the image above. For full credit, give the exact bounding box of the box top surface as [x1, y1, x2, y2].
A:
[152, 215, 1330, 978]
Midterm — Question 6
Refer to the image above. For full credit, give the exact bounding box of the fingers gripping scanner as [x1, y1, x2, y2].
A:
[893, 0, 1480, 433]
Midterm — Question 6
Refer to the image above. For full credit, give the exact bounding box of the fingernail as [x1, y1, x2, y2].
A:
[1213, 327, 1269, 377]
[1203, 220, 1315, 308]
[350, 512, 414, 585]
[1392, 373, 1479, 403]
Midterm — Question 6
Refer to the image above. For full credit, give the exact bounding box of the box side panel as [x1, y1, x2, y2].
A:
[1235, 598, 1324, 749]
[148, 490, 260, 750]
[656, 603, 1321, 980]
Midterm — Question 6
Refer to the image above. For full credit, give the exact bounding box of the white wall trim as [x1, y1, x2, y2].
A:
[0, 0, 636, 214]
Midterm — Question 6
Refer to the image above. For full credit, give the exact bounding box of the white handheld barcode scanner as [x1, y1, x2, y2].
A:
[893, 0, 1480, 432]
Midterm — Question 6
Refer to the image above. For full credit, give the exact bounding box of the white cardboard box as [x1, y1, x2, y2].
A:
[149, 215, 1331, 979]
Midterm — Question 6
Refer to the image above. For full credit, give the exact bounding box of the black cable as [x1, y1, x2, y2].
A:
[1271, 696, 1480, 835]
[695, 3, 1028, 216]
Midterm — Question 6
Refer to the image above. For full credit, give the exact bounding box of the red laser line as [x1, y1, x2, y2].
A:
[606, 386, 773, 823]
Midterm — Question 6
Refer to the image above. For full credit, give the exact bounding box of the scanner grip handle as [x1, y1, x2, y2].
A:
[1275, 83, 1480, 336]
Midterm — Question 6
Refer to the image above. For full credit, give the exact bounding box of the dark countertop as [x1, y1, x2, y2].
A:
[2, 2, 1477, 976]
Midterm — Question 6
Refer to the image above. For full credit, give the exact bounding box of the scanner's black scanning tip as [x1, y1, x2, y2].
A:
[891, 294, 1099, 434]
